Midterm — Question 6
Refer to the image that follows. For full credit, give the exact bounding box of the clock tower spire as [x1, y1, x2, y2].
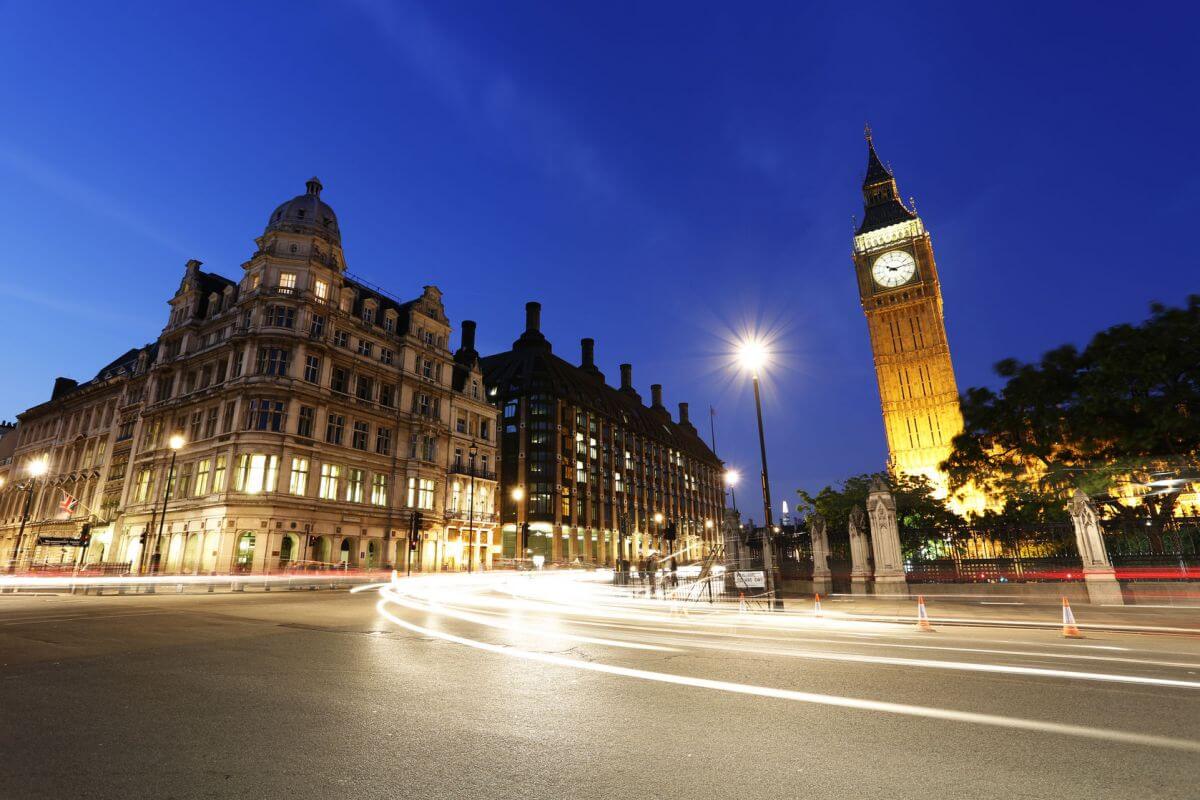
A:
[852, 129, 968, 505]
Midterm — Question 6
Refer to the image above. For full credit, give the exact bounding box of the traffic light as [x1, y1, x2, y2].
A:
[78, 524, 92, 547]
[409, 536, 419, 552]
[664, 522, 677, 542]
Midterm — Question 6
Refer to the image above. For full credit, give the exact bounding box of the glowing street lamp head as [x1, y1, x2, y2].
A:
[736, 338, 769, 375]
[168, 433, 186, 451]
[653, 512, 664, 524]
[724, 468, 740, 487]
[704, 519, 714, 529]
[511, 486, 525, 502]
[27, 456, 49, 478]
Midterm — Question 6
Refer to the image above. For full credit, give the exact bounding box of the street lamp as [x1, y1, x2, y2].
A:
[143, 434, 185, 575]
[510, 485, 525, 561]
[466, 444, 478, 573]
[735, 338, 782, 610]
[653, 511, 664, 553]
[8, 455, 49, 573]
[724, 468, 740, 510]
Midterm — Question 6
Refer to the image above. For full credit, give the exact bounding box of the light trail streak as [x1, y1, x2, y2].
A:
[379, 575, 1200, 695]
[374, 586, 1200, 754]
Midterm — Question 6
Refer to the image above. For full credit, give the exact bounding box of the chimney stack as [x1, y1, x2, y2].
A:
[620, 363, 633, 391]
[678, 402, 690, 425]
[460, 320, 477, 352]
[651, 384, 664, 408]
[525, 301, 541, 334]
[581, 338, 595, 369]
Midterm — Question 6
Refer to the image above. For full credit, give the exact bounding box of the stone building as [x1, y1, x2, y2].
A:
[0, 178, 498, 573]
[481, 302, 724, 565]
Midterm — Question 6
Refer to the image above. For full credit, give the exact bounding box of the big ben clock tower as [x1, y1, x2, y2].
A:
[853, 127, 965, 498]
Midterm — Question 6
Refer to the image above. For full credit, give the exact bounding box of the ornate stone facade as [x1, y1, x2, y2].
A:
[0, 179, 498, 574]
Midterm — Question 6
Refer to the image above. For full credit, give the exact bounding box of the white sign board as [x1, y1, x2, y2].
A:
[734, 570, 765, 589]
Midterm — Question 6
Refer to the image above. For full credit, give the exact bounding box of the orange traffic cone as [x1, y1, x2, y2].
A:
[738, 592, 747, 614]
[1062, 597, 1082, 638]
[813, 593, 823, 617]
[916, 595, 935, 632]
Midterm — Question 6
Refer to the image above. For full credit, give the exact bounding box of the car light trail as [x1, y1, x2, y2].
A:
[373, 583, 1200, 754]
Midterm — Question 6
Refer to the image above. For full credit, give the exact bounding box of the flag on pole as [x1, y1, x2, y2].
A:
[59, 490, 79, 516]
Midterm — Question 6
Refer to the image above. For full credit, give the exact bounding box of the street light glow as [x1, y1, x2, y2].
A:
[26, 456, 49, 478]
[168, 433, 186, 451]
[653, 512, 664, 524]
[724, 469, 740, 487]
[511, 486, 525, 502]
[736, 338, 769, 374]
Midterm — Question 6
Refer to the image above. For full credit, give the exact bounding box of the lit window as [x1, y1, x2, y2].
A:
[289, 458, 309, 496]
[407, 477, 435, 509]
[212, 456, 227, 492]
[314, 279, 329, 301]
[371, 474, 388, 506]
[347, 468, 365, 503]
[234, 453, 278, 494]
[194, 459, 211, 496]
[278, 272, 296, 294]
[318, 464, 341, 500]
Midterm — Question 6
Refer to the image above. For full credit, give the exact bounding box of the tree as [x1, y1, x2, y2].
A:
[945, 295, 1200, 542]
[797, 472, 959, 538]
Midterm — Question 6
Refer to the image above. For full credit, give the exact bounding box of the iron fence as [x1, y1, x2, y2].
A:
[1102, 516, 1200, 578]
[901, 523, 1080, 583]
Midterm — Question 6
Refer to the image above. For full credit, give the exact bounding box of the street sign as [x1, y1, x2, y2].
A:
[37, 536, 87, 547]
[734, 570, 765, 588]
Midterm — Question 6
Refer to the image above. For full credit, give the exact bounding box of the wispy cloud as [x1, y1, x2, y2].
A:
[350, 0, 624, 201]
[0, 142, 195, 256]
[0, 280, 153, 328]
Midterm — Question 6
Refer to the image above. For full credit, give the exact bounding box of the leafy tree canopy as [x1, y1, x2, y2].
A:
[944, 295, 1200, 521]
[797, 472, 960, 537]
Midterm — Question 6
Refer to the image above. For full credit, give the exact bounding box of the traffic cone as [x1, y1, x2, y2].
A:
[813, 593, 823, 617]
[1062, 597, 1082, 638]
[916, 595, 934, 632]
[738, 592, 747, 614]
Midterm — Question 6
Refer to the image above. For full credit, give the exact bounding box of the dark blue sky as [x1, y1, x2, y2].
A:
[1, 2, 1196, 514]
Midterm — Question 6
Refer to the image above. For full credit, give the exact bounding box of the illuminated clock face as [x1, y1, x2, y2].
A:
[871, 250, 917, 288]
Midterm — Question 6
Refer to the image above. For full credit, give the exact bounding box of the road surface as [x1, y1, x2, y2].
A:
[2, 572, 1199, 799]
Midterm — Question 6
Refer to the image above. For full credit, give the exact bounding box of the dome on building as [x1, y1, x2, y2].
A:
[264, 177, 340, 245]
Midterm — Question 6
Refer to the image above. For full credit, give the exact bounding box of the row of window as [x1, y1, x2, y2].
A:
[132, 453, 441, 510]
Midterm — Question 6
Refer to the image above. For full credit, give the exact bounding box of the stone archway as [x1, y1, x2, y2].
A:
[279, 534, 297, 566]
[311, 535, 331, 566]
[182, 534, 202, 573]
[234, 531, 256, 572]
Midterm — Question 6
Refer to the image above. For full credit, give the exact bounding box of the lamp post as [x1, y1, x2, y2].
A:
[466, 444, 478, 573]
[143, 434, 184, 576]
[510, 485, 525, 563]
[653, 511, 664, 554]
[737, 340, 782, 610]
[724, 468, 740, 511]
[8, 455, 49, 573]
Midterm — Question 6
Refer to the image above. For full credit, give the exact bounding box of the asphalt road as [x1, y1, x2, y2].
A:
[3, 573, 1200, 800]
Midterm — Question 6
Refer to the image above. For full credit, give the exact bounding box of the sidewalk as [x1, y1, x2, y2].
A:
[806, 593, 1200, 634]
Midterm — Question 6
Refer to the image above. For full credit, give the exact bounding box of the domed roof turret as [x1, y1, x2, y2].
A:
[264, 177, 340, 245]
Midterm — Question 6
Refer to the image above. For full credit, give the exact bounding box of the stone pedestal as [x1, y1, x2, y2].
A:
[867, 477, 908, 596]
[808, 512, 833, 596]
[1069, 489, 1124, 606]
[848, 506, 872, 595]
